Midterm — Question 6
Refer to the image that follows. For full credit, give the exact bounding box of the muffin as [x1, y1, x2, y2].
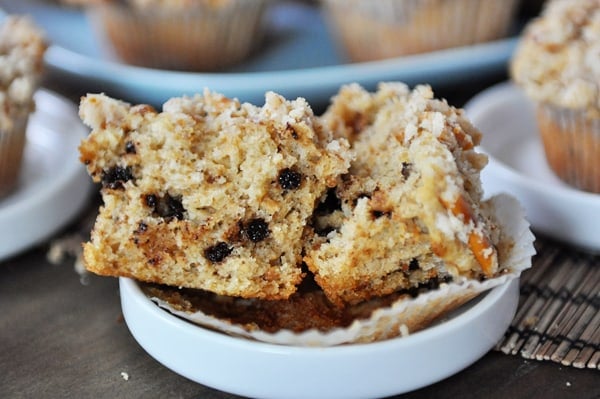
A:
[0, 17, 47, 198]
[78, 90, 352, 300]
[78, 84, 535, 345]
[322, 0, 521, 62]
[511, 0, 600, 193]
[305, 83, 498, 306]
[84, 0, 271, 71]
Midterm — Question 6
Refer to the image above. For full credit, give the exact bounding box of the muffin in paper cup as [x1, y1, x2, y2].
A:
[0, 16, 47, 198]
[511, 0, 600, 194]
[143, 194, 535, 347]
[321, 0, 520, 62]
[0, 115, 29, 197]
[536, 104, 600, 193]
[86, 0, 271, 71]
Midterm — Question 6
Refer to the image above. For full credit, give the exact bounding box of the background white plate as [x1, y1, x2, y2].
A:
[120, 277, 519, 399]
[465, 82, 600, 253]
[0, 90, 91, 261]
[0, 1, 517, 107]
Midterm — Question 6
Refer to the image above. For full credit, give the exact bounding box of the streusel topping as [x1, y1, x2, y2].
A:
[0, 16, 46, 130]
[511, 0, 600, 115]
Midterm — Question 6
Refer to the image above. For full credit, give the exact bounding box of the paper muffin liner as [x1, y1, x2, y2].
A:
[536, 103, 600, 193]
[146, 193, 535, 347]
[0, 114, 29, 198]
[87, 0, 270, 71]
[322, 0, 520, 62]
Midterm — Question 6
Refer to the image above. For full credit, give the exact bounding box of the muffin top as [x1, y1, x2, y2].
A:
[0, 16, 47, 129]
[511, 0, 600, 115]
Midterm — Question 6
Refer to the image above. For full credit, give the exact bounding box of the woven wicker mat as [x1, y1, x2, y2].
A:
[495, 236, 600, 369]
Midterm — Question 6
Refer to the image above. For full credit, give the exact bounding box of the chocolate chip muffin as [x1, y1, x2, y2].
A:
[305, 83, 499, 306]
[78, 90, 351, 299]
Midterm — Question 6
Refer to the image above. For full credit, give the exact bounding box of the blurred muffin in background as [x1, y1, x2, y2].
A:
[511, 0, 600, 193]
[83, 0, 271, 71]
[0, 16, 47, 198]
[321, 0, 521, 62]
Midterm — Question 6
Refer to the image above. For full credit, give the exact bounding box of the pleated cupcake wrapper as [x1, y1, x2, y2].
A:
[536, 104, 600, 193]
[322, 0, 520, 62]
[0, 115, 28, 198]
[87, 1, 269, 71]
[149, 193, 536, 347]
[496, 238, 600, 370]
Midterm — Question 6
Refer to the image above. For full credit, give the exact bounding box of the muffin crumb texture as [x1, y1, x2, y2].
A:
[306, 83, 498, 305]
[79, 89, 351, 300]
[79, 83, 505, 306]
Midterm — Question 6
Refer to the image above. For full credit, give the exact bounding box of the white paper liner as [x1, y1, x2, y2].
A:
[536, 103, 600, 193]
[87, 0, 269, 71]
[0, 115, 28, 197]
[322, 0, 519, 62]
[149, 193, 535, 347]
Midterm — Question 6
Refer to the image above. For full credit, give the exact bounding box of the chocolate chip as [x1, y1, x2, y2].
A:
[101, 166, 133, 189]
[125, 141, 136, 154]
[204, 242, 232, 263]
[278, 168, 302, 190]
[408, 258, 419, 271]
[163, 195, 185, 220]
[371, 210, 391, 219]
[401, 162, 412, 180]
[146, 193, 186, 220]
[245, 218, 270, 242]
[286, 123, 299, 139]
[144, 194, 157, 208]
[405, 275, 453, 297]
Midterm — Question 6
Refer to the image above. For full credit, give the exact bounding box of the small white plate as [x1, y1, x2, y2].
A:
[465, 82, 600, 253]
[120, 277, 519, 399]
[0, 89, 91, 260]
[0, 1, 517, 106]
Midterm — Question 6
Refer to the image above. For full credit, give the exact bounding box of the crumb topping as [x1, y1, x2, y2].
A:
[0, 16, 47, 130]
[511, 0, 600, 115]
[306, 82, 498, 305]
